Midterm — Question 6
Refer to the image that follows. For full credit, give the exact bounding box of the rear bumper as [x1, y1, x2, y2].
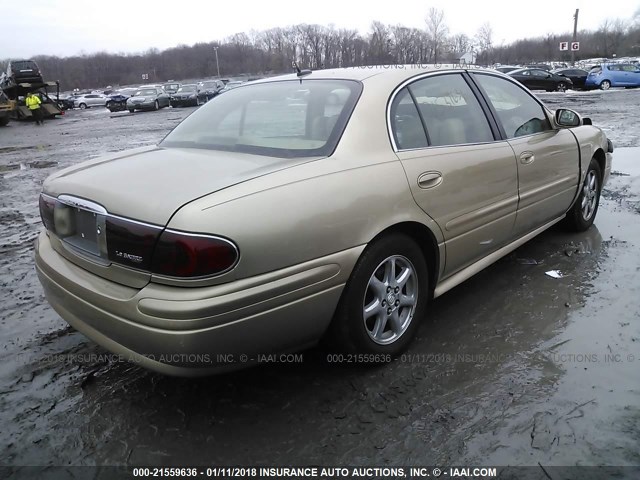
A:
[170, 99, 197, 107]
[35, 230, 362, 376]
[128, 101, 155, 110]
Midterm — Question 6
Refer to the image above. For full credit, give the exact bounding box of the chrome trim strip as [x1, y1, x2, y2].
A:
[56, 194, 107, 214]
[41, 193, 163, 230]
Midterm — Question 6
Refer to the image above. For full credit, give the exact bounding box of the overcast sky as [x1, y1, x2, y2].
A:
[1, 0, 637, 59]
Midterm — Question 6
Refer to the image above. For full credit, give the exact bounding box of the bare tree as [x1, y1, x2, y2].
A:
[425, 8, 448, 63]
[475, 23, 493, 64]
[452, 33, 472, 56]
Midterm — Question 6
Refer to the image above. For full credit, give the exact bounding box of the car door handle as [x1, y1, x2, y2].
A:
[520, 152, 535, 165]
[418, 171, 443, 189]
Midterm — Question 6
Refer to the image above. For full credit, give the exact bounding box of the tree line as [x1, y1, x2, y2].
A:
[1, 8, 639, 91]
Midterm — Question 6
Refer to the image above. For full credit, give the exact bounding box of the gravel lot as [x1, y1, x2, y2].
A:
[1, 90, 639, 474]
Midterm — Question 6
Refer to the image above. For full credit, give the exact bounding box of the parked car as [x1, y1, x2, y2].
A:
[552, 68, 589, 90]
[585, 63, 640, 90]
[55, 95, 76, 111]
[35, 66, 612, 376]
[163, 82, 181, 95]
[74, 93, 107, 109]
[106, 88, 137, 112]
[198, 80, 225, 100]
[5, 59, 43, 85]
[170, 84, 207, 107]
[525, 64, 551, 71]
[508, 68, 573, 91]
[217, 80, 244, 94]
[494, 66, 520, 74]
[126, 87, 171, 112]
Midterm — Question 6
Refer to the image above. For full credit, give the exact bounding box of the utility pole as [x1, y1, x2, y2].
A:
[571, 9, 579, 65]
[214, 47, 221, 78]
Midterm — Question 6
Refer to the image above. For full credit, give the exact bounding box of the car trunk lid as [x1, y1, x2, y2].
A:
[41, 146, 323, 287]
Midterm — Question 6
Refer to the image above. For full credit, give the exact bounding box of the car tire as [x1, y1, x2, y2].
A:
[327, 233, 428, 357]
[556, 82, 567, 92]
[0, 116, 9, 127]
[79, 103, 87, 109]
[153, 100, 159, 111]
[600, 80, 611, 90]
[129, 109, 135, 113]
[564, 157, 602, 232]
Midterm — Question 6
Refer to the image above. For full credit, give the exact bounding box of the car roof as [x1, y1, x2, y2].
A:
[248, 64, 498, 89]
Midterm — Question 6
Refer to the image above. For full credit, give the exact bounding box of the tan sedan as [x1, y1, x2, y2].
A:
[35, 65, 613, 376]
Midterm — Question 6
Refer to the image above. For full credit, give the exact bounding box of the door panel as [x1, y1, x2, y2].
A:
[398, 143, 518, 276]
[508, 129, 580, 235]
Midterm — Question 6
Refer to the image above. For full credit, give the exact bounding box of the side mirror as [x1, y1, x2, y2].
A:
[555, 108, 581, 127]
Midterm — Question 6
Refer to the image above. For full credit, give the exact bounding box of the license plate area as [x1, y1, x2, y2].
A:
[55, 195, 108, 261]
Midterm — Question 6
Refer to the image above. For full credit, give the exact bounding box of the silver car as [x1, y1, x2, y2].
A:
[74, 93, 107, 109]
[35, 66, 613, 376]
[126, 87, 171, 112]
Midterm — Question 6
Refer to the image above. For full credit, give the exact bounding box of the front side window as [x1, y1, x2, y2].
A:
[161, 80, 362, 158]
[407, 74, 494, 147]
[473, 73, 552, 139]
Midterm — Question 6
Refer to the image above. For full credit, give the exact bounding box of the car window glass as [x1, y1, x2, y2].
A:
[390, 88, 428, 150]
[623, 65, 637, 72]
[408, 74, 494, 146]
[161, 80, 362, 158]
[473, 73, 552, 139]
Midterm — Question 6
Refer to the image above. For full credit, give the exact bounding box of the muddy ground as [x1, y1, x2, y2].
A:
[0, 90, 639, 476]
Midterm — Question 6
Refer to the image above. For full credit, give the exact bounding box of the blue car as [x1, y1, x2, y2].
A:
[585, 63, 640, 90]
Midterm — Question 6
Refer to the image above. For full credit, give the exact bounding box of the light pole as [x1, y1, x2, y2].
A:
[214, 47, 221, 78]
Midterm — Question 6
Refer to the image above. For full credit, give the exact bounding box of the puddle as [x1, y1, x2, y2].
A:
[0, 145, 50, 154]
[0, 161, 58, 172]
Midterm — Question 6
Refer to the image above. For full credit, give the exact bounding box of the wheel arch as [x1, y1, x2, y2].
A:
[368, 221, 441, 297]
[593, 148, 606, 180]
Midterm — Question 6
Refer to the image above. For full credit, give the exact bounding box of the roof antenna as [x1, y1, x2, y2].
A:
[292, 61, 312, 83]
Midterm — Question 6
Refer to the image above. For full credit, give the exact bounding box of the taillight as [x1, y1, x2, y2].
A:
[105, 216, 162, 270]
[38, 192, 238, 278]
[39, 193, 55, 231]
[150, 230, 238, 278]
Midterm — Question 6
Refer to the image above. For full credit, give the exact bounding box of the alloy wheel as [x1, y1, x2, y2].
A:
[581, 170, 599, 221]
[363, 255, 418, 345]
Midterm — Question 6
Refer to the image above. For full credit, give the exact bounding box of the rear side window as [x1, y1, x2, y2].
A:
[472, 73, 551, 139]
[407, 74, 494, 147]
[390, 88, 428, 150]
[161, 80, 362, 158]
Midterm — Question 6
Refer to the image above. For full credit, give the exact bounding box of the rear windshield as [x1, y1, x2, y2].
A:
[12, 61, 38, 70]
[160, 79, 362, 158]
[135, 89, 156, 96]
